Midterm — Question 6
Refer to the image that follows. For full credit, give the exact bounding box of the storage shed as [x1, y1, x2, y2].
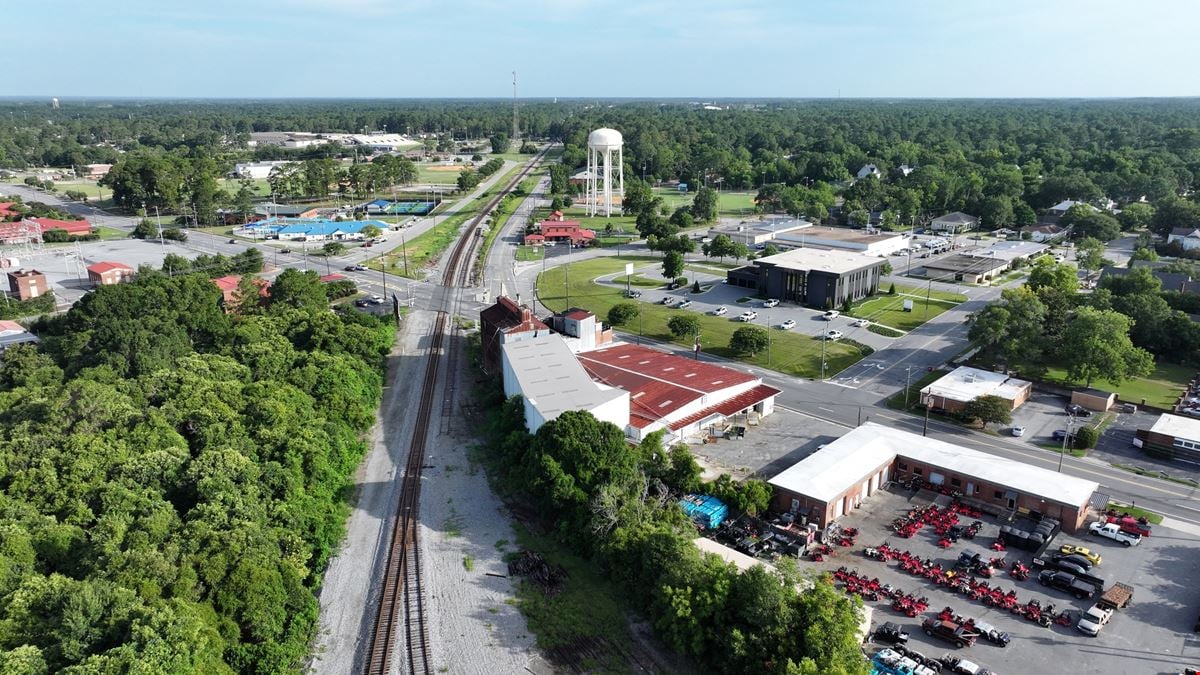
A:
[1071, 388, 1116, 412]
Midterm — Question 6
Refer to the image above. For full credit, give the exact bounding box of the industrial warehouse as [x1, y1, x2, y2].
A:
[768, 423, 1100, 533]
[487, 296, 780, 441]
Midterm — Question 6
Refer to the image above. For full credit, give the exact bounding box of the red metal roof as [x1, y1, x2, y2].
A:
[577, 344, 759, 428]
[666, 384, 781, 431]
[26, 217, 92, 234]
[0, 203, 17, 218]
[524, 233, 545, 243]
[87, 262, 132, 274]
[563, 309, 592, 320]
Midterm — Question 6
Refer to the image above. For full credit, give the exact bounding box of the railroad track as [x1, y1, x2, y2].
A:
[364, 150, 548, 675]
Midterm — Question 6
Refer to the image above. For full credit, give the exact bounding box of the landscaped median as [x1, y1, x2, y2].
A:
[534, 256, 870, 378]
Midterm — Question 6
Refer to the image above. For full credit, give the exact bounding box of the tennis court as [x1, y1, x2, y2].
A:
[384, 200, 437, 215]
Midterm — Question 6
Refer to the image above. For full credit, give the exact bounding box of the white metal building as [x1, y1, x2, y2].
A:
[501, 334, 629, 434]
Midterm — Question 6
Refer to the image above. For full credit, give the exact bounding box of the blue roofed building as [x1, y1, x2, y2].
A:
[246, 217, 386, 241]
[680, 494, 729, 530]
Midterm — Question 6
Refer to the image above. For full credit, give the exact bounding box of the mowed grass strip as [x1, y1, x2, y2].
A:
[536, 257, 867, 378]
[1042, 361, 1195, 410]
[892, 284, 969, 303]
[848, 293, 954, 332]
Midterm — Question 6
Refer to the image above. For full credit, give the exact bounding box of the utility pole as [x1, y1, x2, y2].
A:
[923, 404, 931, 437]
[400, 233, 409, 276]
[820, 333, 827, 379]
[905, 366, 915, 408]
[1058, 413, 1075, 472]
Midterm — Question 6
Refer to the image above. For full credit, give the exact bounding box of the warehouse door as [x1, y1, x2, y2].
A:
[929, 472, 945, 486]
[870, 472, 879, 494]
[833, 497, 844, 519]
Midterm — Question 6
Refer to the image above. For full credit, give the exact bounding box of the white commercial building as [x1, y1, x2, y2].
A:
[231, 161, 292, 180]
[501, 334, 629, 434]
[773, 226, 909, 257]
[769, 423, 1099, 532]
[920, 366, 1032, 413]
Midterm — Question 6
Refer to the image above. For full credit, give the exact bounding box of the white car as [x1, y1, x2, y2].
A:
[823, 310, 840, 321]
[739, 311, 758, 322]
[713, 306, 727, 316]
[780, 319, 796, 330]
[677, 300, 692, 309]
[661, 296, 675, 305]
[824, 329, 843, 340]
[850, 318, 870, 328]
[368, 294, 385, 305]
[1012, 426, 1025, 437]
[763, 298, 780, 308]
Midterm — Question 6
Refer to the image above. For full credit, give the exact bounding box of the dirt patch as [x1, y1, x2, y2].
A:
[427, 165, 468, 172]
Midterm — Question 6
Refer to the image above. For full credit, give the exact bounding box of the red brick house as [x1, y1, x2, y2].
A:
[538, 220, 596, 247]
[87, 262, 134, 286]
[211, 275, 271, 309]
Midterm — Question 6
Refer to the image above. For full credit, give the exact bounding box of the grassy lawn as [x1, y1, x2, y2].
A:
[515, 245, 544, 262]
[536, 257, 868, 378]
[651, 187, 758, 216]
[416, 163, 468, 184]
[892, 284, 969, 303]
[93, 226, 127, 241]
[217, 178, 271, 196]
[847, 292, 958, 331]
[1105, 501, 1164, 525]
[1042, 361, 1194, 409]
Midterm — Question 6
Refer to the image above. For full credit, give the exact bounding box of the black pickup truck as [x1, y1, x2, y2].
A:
[1039, 570, 1098, 599]
[1032, 555, 1105, 589]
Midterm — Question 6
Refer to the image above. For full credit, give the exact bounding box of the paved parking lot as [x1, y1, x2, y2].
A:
[601, 263, 894, 350]
[804, 488, 1200, 675]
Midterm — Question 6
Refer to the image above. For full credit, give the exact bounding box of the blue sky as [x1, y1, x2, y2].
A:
[12, 0, 1198, 98]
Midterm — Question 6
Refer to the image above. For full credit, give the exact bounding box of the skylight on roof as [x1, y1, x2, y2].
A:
[659, 400, 673, 408]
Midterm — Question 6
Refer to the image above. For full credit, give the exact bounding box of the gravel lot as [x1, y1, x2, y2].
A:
[808, 488, 1200, 675]
[419, 330, 537, 674]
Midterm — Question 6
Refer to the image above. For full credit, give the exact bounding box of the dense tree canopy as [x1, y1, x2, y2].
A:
[0, 267, 393, 671]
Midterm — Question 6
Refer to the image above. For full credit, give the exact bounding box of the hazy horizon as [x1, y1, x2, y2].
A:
[10, 0, 1199, 99]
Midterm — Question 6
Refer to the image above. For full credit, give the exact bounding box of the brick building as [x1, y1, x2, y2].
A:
[479, 296, 549, 375]
[1135, 414, 1200, 462]
[87, 262, 134, 286]
[7, 269, 48, 300]
[769, 423, 1098, 533]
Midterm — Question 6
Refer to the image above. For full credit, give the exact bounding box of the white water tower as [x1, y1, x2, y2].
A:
[586, 128, 624, 217]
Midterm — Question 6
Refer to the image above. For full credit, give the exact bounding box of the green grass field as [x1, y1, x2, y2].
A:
[416, 164, 467, 185]
[536, 257, 868, 378]
[515, 246, 544, 262]
[93, 226, 127, 241]
[651, 187, 758, 216]
[892, 284, 969, 303]
[1042, 361, 1195, 409]
[848, 292, 960, 332]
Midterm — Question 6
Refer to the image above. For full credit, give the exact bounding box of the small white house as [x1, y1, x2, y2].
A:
[1168, 228, 1200, 251]
[930, 212, 979, 234]
[856, 164, 882, 180]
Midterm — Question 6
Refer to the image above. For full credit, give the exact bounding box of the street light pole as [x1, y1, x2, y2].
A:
[905, 366, 914, 408]
[820, 333, 827, 379]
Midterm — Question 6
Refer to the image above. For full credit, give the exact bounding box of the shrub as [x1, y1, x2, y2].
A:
[1074, 426, 1099, 449]
[888, 283, 896, 295]
[674, 276, 688, 288]
[607, 302, 639, 327]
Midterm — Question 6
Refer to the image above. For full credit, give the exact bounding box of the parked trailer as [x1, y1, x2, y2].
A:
[1098, 582, 1134, 610]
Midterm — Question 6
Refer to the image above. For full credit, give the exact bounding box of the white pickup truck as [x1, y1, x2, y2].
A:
[1077, 604, 1114, 636]
[1089, 521, 1142, 547]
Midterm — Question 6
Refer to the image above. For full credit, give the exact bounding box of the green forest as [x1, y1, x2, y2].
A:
[0, 266, 393, 672]
[4, 99, 1200, 236]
